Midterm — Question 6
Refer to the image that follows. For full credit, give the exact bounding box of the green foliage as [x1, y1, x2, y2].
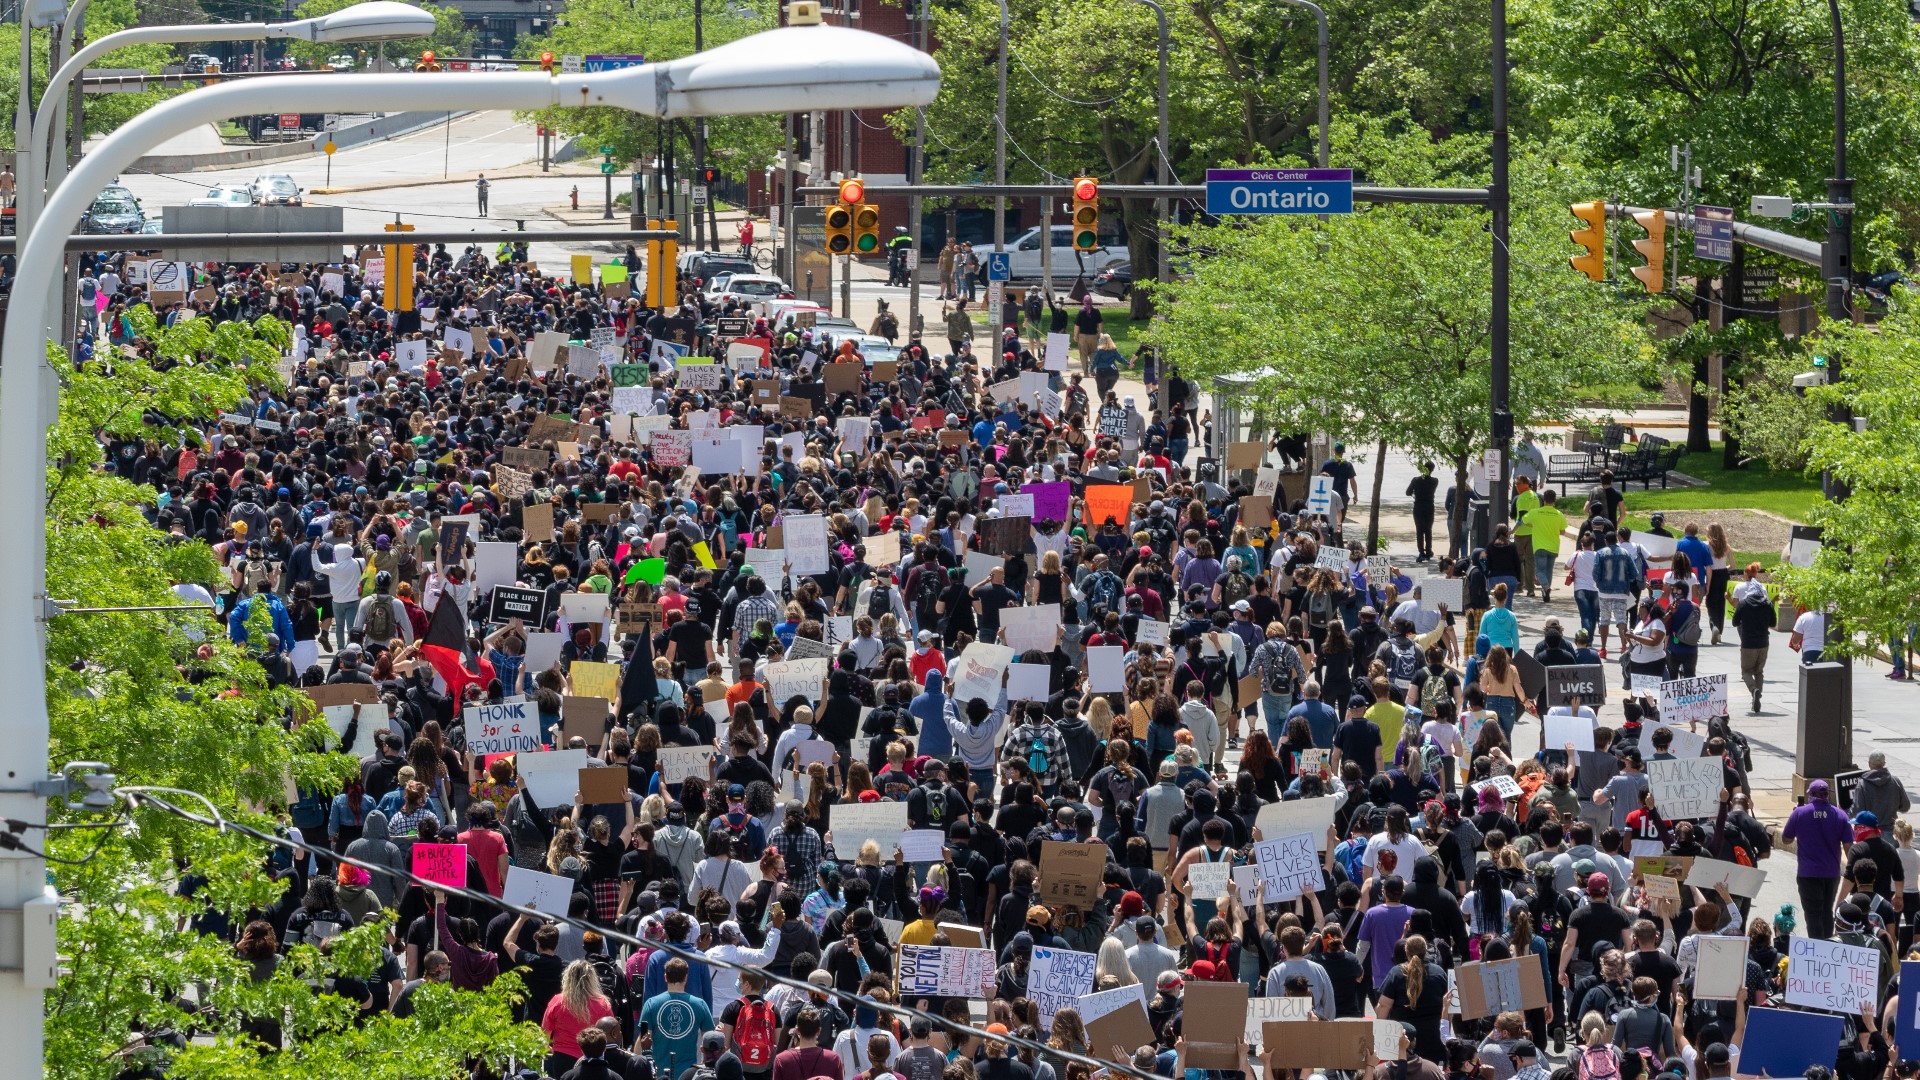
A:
[1772, 297, 1920, 656]
[1713, 332, 1823, 472]
[1143, 120, 1654, 479]
[517, 0, 781, 175]
[43, 311, 544, 1080]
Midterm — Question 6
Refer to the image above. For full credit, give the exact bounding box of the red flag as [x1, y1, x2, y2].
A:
[419, 597, 494, 702]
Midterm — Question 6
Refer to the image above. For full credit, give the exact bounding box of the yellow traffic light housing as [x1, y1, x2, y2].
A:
[540, 51, 555, 72]
[853, 204, 881, 254]
[645, 219, 680, 308]
[1071, 176, 1099, 251]
[1630, 209, 1665, 293]
[415, 50, 439, 72]
[1568, 200, 1606, 281]
[825, 204, 853, 255]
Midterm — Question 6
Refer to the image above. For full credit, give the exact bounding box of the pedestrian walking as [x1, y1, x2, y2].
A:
[476, 173, 490, 216]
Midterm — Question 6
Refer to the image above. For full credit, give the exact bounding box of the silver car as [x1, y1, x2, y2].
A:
[188, 185, 255, 208]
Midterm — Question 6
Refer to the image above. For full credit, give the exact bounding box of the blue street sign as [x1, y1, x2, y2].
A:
[1205, 168, 1354, 215]
[584, 54, 646, 72]
[987, 251, 1011, 282]
[1694, 205, 1733, 263]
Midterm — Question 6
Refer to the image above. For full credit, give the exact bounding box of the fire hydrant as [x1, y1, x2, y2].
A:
[569, 185, 579, 211]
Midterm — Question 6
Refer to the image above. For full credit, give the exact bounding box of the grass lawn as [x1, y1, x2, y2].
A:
[1619, 446, 1820, 521]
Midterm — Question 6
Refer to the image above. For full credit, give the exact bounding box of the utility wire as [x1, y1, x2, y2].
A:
[123, 789, 1165, 1080]
[1011, 52, 1117, 108]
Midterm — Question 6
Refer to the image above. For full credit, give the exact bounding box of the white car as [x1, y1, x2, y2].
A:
[187, 185, 255, 208]
[1003, 223, 1125, 281]
[712, 274, 790, 304]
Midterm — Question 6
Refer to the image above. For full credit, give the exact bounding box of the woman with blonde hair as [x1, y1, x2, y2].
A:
[1094, 935, 1137, 988]
[541, 958, 614, 1077]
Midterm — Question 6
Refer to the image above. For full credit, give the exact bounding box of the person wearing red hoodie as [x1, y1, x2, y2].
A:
[1782, 778, 1855, 939]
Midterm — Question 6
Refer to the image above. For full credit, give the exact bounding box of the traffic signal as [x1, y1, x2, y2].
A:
[414, 50, 439, 72]
[539, 51, 555, 73]
[645, 219, 680, 308]
[1630, 209, 1665, 293]
[826, 178, 862, 255]
[1568, 200, 1606, 281]
[1071, 177, 1099, 251]
[854, 204, 880, 254]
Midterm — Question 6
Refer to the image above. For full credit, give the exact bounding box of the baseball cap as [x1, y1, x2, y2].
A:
[728, 783, 746, 798]
[1856, 810, 1879, 827]
[1809, 779, 1831, 797]
[1232, 600, 1251, 612]
[1348, 694, 1371, 710]
[702, 1032, 727, 1051]
[1587, 872, 1611, 897]
[1134, 915, 1158, 935]
[1359, 605, 1378, 616]
[1186, 959, 1217, 980]
[917, 630, 935, 643]
[1510, 1041, 1538, 1060]
[806, 969, 833, 988]
[1704, 1045, 1732, 1067]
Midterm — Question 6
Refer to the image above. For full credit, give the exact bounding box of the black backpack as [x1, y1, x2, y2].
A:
[868, 584, 894, 620]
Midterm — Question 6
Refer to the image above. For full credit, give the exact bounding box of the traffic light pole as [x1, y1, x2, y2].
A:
[992, 0, 1008, 335]
[1488, 0, 1513, 532]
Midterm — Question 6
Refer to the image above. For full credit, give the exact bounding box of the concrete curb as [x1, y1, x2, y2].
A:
[130, 110, 471, 175]
[312, 158, 602, 196]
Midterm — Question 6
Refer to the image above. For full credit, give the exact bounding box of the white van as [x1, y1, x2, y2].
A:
[1003, 224, 1125, 281]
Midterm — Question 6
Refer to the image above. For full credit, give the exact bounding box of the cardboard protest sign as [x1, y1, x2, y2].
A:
[1545, 664, 1607, 707]
[1659, 674, 1729, 726]
[502, 865, 573, 915]
[1685, 856, 1767, 896]
[1261, 1020, 1372, 1071]
[305, 683, 379, 710]
[1029, 946, 1097, 1032]
[898, 944, 995, 999]
[1695, 936, 1749, 1000]
[1240, 495, 1273, 530]
[1227, 441, 1265, 470]
[1251, 831, 1325, 901]
[1084, 991, 1155, 1057]
[1454, 957, 1549, 1020]
[411, 842, 467, 887]
[1038, 840, 1105, 910]
[1246, 996, 1315, 1048]
[502, 445, 548, 473]
[465, 700, 540, 755]
[937, 922, 985, 948]
[1738, 1008, 1845, 1078]
[522, 502, 556, 540]
[569, 660, 620, 700]
[1785, 934, 1880, 1014]
[1647, 756, 1723, 819]
[561, 696, 609, 745]
[577, 764, 628, 804]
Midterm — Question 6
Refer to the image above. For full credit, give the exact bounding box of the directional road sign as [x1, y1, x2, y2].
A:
[986, 251, 1010, 281]
[1694, 205, 1733, 263]
[1205, 168, 1354, 215]
[584, 54, 646, 72]
[600, 162, 618, 175]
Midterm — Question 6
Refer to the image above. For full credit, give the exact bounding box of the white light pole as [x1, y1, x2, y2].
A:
[0, 22, 936, 1079]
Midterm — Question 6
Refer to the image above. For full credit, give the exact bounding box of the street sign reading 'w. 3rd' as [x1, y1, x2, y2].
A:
[1206, 168, 1354, 215]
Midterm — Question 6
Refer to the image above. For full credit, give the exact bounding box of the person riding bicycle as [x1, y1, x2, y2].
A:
[887, 227, 913, 286]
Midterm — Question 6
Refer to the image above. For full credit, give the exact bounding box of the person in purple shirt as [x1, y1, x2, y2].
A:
[1354, 874, 1415, 988]
[1782, 778, 1855, 939]
[1180, 539, 1224, 604]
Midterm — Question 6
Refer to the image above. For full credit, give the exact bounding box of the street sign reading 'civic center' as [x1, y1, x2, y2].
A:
[1205, 168, 1354, 215]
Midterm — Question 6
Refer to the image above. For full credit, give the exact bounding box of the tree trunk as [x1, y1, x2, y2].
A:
[1722, 248, 1747, 470]
[1367, 437, 1389, 554]
[1449, 460, 1473, 561]
[1124, 197, 1157, 320]
[1687, 347, 1713, 453]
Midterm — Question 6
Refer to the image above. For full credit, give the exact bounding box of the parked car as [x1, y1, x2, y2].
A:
[1003, 223, 1125, 281]
[683, 253, 754, 286]
[248, 174, 302, 206]
[1091, 260, 1132, 299]
[710, 274, 791, 304]
[327, 54, 356, 71]
[187, 185, 255, 208]
[81, 192, 144, 234]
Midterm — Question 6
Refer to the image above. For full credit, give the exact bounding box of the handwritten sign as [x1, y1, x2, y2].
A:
[1545, 663, 1606, 707]
[1251, 831, 1324, 901]
[1246, 995, 1315, 1048]
[465, 700, 539, 755]
[898, 944, 995, 999]
[1029, 946, 1097, 1032]
[1647, 755, 1722, 820]
[502, 865, 574, 914]
[655, 746, 712, 786]
[1039, 840, 1105, 911]
[411, 842, 467, 888]
[1658, 673, 1729, 726]
[829, 800, 909, 858]
[1694, 936, 1749, 1000]
[1786, 934, 1880, 1014]
[570, 660, 620, 701]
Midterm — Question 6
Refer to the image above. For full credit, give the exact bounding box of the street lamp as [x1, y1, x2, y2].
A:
[1275, 0, 1329, 169]
[21, 1, 440, 231]
[0, 21, 938, 1077]
[1129, 0, 1169, 289]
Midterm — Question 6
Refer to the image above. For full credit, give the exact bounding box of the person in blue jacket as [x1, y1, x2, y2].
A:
[228, 588, 294, 652]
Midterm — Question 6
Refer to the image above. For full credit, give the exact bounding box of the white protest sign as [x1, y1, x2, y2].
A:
[1658, 674, 1729, 727]
[655, 746, 712, 785]
[1785, 934, 1880, 1014]
[1086, 645, 1126, 693]
[1136, 619, 1169, 646]
[829, 800, 909, 857]
[1000, 605, 1059, 653]
[1694, 936, 1749, 1000]
[1543, 712, 1597, 752]
[1646, 756, 1723, 820]
[393, 338, 428, 371]
[1307, 475, 1334, 515]
[1685, 856, 1768, 897]
[443, 326, 474, 358]
[964, 550, 1004, 584]
[1421, 577, 1465, 611]
[502, 865, 574, 915]
[1255, 797, 1339, 851]
[514, 749, 591, 806]
[465, 700, 540, 755]
[949, 641, 1015, 704]
[765, 658, 829, 704]
[1044, 332, 1070, 372]
[474, 541, 517, 595]
[897, 944, 995, 999]
[1660, 725, 1708, 759]
[999, 492, 1034, 518]
[1029, 946, 1097, 1031]
[783, 514, 830, 577]
[1246, 995, 1316, 1047]
[1230, 860, 1287, 904]
[524, 632, 564, 675]
[1251, 831, 1325, 901]
[1007, 662, 1052, 702]
[899, 830, 946, 863]
[1077, 983, 1148, 1024]
[1187, 861, 1231, 901]
[1637, 532, 1678, 560]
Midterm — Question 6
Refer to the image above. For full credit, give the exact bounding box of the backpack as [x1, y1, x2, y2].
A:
[1387, 639, 1422, 689]
[1417, 669, 1449, 719]
[1306, 589, 1336, 628]
[1104, 768, 1138, 809]
[867, 584, 894, 620]
[589, 953, 626, 1014]
[1026, 733, 1051, 776]
[1084, 570, 1122, 614]
[1673, 603, 1702, 646]
[732, 997, 779, 1068]
[1577, 1045, 1621, 1080]
[362, 597, 396, 643]
[1595, 544, 1638, 592]
[1258, 642, 1297, 697]
[1218, 571, 1252, 608]
[1333, 836, 1368, 881]
[1416, 737, 1445, 781]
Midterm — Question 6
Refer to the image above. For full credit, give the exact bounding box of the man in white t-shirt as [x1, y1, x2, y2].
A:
[1792, 607, 1826, 664]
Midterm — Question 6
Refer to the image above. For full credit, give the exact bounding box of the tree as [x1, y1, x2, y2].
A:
[1143, 119, 1655, 546]
[1770, 294, 1920, 659]
[42, 308, 543, 1080]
